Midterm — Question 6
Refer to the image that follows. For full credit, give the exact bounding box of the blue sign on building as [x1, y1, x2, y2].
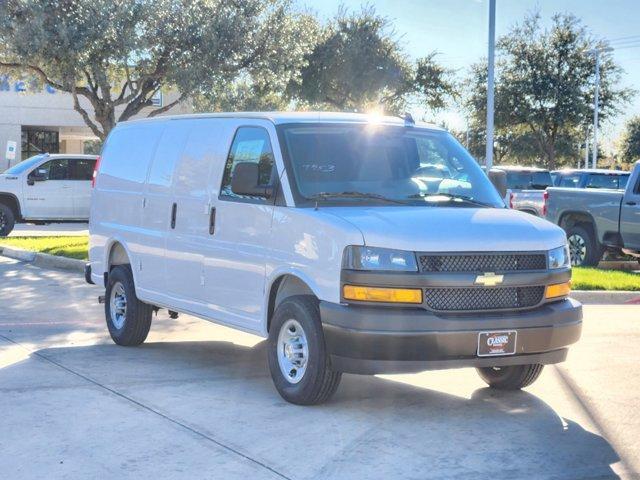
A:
[0, 75, 56, 94]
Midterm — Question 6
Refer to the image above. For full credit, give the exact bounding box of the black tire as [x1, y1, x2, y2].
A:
[267, 295, 342, 405]
[105, 265, 152, 346]
[566, 225, 601, 267]
[0, 203, 15, 237]
[476, 364, 544, 390]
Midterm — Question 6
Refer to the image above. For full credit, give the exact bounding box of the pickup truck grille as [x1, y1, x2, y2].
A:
[423, 286, 545, 312]
[418, 253, 547, 273]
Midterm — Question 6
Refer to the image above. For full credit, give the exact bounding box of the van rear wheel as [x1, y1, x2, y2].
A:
[267, 295, 342, 405]
[476, 364, 544, 390]
[0, 203, 15, 237]
[105, 265, 152, 346]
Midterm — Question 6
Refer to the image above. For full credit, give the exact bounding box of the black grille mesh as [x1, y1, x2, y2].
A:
[419, 253, 546, 273]
[424, 286, 545, 311]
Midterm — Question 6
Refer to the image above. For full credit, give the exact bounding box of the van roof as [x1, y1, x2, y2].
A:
[121, 111, 446, 130]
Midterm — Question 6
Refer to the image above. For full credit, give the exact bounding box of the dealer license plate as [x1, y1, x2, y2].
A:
[477, 330, 517, 357]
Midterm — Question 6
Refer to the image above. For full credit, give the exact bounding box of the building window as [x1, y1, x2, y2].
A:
[21, 128, 59, 159]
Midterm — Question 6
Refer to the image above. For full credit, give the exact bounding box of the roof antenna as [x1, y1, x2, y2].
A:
[403, 112, 415, 125]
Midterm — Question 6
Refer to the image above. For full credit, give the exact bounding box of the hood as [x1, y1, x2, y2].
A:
[322, 206, 567, 252]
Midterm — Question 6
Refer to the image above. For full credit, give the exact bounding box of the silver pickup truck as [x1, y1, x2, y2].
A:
[546, 161, 640, 266]
[494, 166, 553, 216]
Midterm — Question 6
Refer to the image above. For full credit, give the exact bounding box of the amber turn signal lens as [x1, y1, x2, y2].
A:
[545, 281, 571, 299]
[343, 285, 423, 303]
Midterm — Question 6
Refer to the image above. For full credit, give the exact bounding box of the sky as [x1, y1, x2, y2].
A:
[300, 0, 640, 151]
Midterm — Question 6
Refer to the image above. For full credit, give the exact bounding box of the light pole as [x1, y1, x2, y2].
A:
[583, 124, 590, 169]
[485, 0, 496, 169]
[589, 47, 612, 169]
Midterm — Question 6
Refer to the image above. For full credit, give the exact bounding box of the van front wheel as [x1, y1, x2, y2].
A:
[105, 265, 152, 346]
[267, 296, 342, 405]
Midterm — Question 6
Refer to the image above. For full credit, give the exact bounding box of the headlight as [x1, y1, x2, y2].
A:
[548, 245, 570, 269]
[342, 246, 418, 272]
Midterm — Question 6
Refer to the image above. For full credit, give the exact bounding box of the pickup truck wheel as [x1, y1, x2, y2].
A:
[105, 265, 152, 346]
[566, 225, 600, 267]
[267, 295, 342, 405]
[0, 203, 15, 237]
[476, 364, 544, 390]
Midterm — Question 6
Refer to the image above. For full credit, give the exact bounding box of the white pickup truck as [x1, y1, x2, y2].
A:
[0, 153, 98, 236]
[88, 112, 582, 405]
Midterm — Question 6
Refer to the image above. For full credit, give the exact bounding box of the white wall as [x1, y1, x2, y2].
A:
[0, 77, 190, 171]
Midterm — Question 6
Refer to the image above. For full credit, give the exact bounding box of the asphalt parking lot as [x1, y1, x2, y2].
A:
[1, 256, 639, 479]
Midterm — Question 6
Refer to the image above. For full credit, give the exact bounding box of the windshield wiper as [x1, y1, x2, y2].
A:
[409, 193, 492, 208]
[307, 191, 407, 205]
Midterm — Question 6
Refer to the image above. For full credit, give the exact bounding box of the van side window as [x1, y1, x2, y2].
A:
[220, 127, 275, 200]
[99, 125, 161, 185]
[68, 159, 97, 180]
[30, 158, 69, 180]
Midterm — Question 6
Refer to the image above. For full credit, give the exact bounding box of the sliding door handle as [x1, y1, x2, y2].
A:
[170, 203, 177, 229]
[209, 207, 216, 235]
[625, 201, 637, 206]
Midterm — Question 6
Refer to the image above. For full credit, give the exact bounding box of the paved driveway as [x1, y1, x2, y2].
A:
[0, 256, 639, 479]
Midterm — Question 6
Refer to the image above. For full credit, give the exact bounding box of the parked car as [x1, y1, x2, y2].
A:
[546, 161, 640, 266]
[551, 168, 630, 190]
[493, 166, 553, 216]
[0, 153, 98, 236]
[87, 112, 582, 405]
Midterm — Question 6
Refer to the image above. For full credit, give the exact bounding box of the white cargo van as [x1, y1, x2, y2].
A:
[88, 112, 582, 405]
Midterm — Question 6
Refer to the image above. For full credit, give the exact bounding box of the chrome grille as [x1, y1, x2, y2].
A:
[423, 286, 545, 312]
[419, 253, 547, 273]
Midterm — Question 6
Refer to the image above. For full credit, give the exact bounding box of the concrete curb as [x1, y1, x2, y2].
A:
[0, 245, 85, 273]
[572, 290, 640, 305]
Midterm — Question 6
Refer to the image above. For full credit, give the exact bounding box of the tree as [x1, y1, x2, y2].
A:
[193, 13, 320, 112]
[619, 116, 640, 165]
[288, 7, 457, 114]
[465, 13, 633, 169]
[0, 0, 306, 140]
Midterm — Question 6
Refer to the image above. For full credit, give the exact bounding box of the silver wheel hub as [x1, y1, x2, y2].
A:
[109, 281, 127, 329]
[277, 319, 309, 384]
[568, 234, 587, 266]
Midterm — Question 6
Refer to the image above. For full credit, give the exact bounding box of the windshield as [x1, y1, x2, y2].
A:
[506, 171, 552, 190]
[277, 124, 504, 207]
[3, 154, 46, 175]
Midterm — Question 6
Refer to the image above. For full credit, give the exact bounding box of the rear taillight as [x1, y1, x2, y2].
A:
[542, 190, 549, 217]
[509, 192, 514, 209]
[91, 156, 101, 188]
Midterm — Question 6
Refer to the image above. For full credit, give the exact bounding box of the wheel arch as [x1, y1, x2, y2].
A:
[558, 211, 599, 242]
[0, 193, 22, 221]
[265, 272, 318, 334]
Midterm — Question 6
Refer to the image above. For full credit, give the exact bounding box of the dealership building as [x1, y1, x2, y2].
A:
[0, 75, 189, 172]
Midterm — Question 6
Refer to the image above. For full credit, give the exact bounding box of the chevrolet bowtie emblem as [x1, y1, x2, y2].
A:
[475, 272, 504, 286]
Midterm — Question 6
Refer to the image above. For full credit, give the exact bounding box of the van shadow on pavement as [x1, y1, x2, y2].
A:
[0, 338, 622, 480]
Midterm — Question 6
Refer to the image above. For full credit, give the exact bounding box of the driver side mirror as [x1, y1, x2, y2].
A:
[230, 162, 273, 198]
[488, 168, 507, 199]
[27, 169, 48, 186]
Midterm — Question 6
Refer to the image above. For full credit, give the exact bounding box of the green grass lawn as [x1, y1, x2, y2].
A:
[572, 267, 640, 291]
[0, 236, 88, 260]
[1, 236, 638, 290]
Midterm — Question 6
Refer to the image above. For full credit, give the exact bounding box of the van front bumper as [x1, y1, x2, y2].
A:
[320, 298, 582, 375]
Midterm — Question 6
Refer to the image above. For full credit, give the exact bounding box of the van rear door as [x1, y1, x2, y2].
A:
[162, 119, 225, 307]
